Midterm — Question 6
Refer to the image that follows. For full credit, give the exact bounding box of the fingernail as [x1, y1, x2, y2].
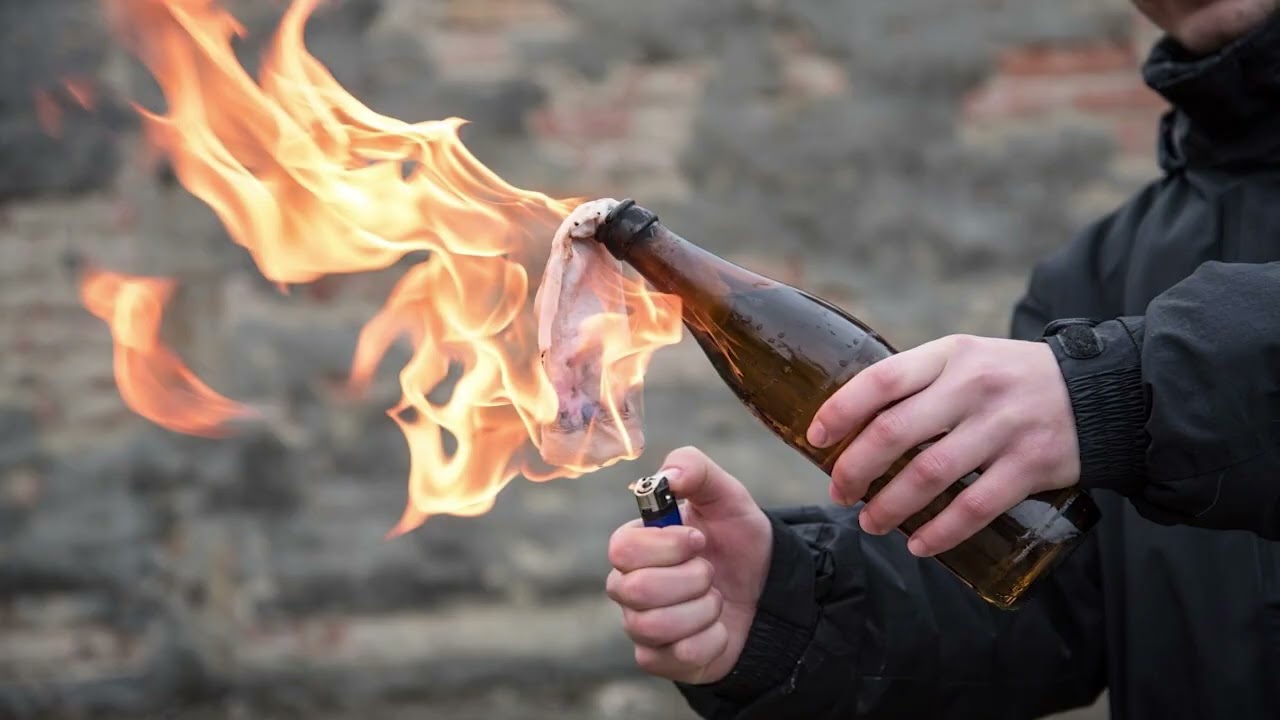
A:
[689, 528, 706, 550]
[658, 467, 683, 484]
[907, 536, 930, 557]
[807, 421, 828, 447]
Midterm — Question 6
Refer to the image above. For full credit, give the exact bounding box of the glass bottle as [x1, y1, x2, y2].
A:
[595, 199, 1100, 609]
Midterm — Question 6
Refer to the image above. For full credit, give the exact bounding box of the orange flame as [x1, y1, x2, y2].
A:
[94, 0, 682, 535]
[79, 268, 254, 437]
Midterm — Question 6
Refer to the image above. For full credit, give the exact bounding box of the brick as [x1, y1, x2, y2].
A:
[1071, 82, 1167, 113]
[996, 43, 1137, 76]
[440, 0, 566, 28]
[963, 71, 1164, 121]
[782, 52, 849, 98]
[627, 104, 696, 146]
[529, 105, 633, 142]
[422, 29, 516, 83]
[629, 62, 712, 104]
[0, 622, 148, 680]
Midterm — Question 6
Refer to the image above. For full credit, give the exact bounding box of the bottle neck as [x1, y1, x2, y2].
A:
[596, 200, 746, 316]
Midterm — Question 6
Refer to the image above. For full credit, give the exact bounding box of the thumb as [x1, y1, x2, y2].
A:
[659, 446, 756, 520]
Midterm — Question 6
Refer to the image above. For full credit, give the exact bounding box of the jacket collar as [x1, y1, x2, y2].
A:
[1144, 11, 1280, 171]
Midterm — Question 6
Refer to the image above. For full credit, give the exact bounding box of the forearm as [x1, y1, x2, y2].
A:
[677, 505, 1105, 719]
[1044, 261, 1280, 538]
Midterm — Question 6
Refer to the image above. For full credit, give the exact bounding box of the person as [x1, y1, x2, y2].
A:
[604, 1, 1280, 718]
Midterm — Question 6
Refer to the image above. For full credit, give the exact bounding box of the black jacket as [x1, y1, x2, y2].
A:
[676, 16, 1280, 720]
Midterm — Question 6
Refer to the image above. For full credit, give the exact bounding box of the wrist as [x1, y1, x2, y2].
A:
[679, 512, 817, 702]
[1040, 317, 1149, 494]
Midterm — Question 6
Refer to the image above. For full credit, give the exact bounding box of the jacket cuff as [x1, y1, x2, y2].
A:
[1041, 317, 1149, 495]
[677, 511, 819, 704]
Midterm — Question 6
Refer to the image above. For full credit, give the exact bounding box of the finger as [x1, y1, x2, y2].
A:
[608, 523, 706, 573]
[829, 382, 967, 509]
[622, 589, 723, 647]
[807, 337, 955, 448]
[657, 446, 756, 521]
[605, 558, 716, 610]
[858, 418, 1002, 535]
[634, 621, 730, 683]
[905, 458, 1029, 557]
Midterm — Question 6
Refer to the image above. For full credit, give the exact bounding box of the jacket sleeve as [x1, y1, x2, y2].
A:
[674, 506, 1106, 719]
[1041, 260, 1280, 539]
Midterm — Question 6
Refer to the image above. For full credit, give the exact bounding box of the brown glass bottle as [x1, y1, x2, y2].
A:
[595, 199, 1100, 610]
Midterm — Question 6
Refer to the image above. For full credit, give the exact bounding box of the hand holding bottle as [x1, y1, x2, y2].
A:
[605, 447, 772, 684]
[594, 199, 1098, 609]
[808, 334, 1082, 559]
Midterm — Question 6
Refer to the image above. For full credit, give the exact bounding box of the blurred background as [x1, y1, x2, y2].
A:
[0, 0, 1167, 717]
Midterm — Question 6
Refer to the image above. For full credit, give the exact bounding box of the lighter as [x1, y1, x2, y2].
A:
[632, 472, 683, 528]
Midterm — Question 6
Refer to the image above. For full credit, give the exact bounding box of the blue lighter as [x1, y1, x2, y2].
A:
[632, 472, 683, 528]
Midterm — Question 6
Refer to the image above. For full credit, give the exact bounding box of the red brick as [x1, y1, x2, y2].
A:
[963, 72, 1165, 122]
[997, 43, 1136, 76]
[1071, 82, 1168, 113]
[962, 77, 1058, 120]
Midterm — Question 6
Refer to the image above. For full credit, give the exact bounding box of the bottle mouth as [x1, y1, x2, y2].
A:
[597, 198, 660, 260]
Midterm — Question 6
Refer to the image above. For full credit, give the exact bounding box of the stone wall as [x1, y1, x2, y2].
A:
[0, 0, 1165, 717]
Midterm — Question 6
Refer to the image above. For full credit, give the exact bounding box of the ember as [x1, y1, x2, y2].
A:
[84, 0, 682, 535]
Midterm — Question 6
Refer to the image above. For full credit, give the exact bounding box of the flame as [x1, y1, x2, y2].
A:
[94, 0, 682, 535]
[79, 268, 254, 437]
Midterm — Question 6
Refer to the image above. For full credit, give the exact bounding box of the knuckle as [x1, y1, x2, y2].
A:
[990, 407, 1024, 433]
[666, 445, 699, 464]
[606, 545, 629, 571]
[634, 646, 663, 674]
[950, 333, 978, 353]
[696, 558, 716, 591]
[613, 573, 645, 606]
[869, 363, 902, 396]
[1021, 429, 1058, 461]
[624, 609, 661, 645]
[607, 530, 633, 569]
[868, 410, 907, 448]
[970, 366, 1005, 393]
[605, 570, 624, 602]
[707, 587, 725, 616]
[830, 458, 861, 501]
[958, 489, 993, 521]
[834, 452, 869, 495]
[912, 447, 953, 488]
[823, 390, 855, 425]
[671, 636, 707, 666]
[1015, 446, 1051, 477]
